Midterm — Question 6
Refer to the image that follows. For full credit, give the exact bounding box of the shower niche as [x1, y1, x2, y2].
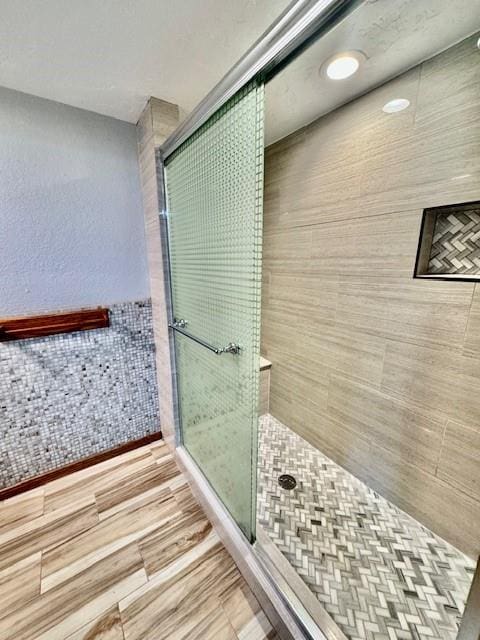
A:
[414, 200, 480, 281]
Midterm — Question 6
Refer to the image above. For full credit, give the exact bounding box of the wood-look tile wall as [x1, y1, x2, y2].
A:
[262, 33, 480, 559]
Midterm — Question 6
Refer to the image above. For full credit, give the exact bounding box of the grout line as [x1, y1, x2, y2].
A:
[461, 282, 476, 353]
[435, 417, 449, 478]
[116, 603, 127, 640]
[135, 539, 151, 583]
[264, 206, 422, 233]
[412, 55, 424, 129]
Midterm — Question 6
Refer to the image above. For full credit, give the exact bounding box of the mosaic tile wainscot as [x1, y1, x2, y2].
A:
[0, 300, 160, 488]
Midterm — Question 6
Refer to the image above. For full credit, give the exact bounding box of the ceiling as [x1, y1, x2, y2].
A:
[1, 0, 479, 144]
[265, 0, 480, 144]
[0, 0, 289, 123]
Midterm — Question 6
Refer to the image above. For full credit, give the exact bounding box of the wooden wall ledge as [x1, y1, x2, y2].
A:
[0, 308, 109, 341]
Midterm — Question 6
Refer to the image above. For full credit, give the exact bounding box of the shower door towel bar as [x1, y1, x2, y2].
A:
[169, 320, 241, 355]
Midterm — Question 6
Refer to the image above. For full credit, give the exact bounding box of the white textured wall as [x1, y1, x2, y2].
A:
[0, 86, 149, 316]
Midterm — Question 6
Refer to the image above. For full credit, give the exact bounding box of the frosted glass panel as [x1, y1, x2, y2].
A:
[165, 82, 264, 540]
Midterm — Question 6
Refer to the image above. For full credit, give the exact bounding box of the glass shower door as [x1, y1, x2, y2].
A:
[165, 82, 264, 540]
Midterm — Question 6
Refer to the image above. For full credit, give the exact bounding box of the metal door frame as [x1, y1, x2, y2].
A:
[160, 0, 361, 161]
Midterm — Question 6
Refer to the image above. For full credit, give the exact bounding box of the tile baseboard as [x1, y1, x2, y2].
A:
[0, 432, 163, 502]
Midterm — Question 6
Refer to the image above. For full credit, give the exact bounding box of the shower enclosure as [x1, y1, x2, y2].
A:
[157, 1, 480, 638]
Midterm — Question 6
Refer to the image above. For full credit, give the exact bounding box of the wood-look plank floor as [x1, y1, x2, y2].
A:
[0, 442, 278, 640]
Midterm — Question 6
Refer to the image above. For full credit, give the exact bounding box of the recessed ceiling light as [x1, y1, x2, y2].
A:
[477, 36, 480, 49]
[382, 98, 410, 113]
[326, 54, 360, 80]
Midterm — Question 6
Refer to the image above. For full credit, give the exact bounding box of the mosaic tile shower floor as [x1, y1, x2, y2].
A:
[257, 414, 475, 640]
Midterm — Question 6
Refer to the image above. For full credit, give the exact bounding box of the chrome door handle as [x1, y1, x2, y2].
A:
[169, 320, 241, 356]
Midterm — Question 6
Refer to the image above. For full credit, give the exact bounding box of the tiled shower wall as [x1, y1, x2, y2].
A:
[262, 33, 480, 558]
[0, 300, 160, 488]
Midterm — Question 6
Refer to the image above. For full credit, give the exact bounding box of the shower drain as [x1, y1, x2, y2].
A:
[278, 474, 297, 490]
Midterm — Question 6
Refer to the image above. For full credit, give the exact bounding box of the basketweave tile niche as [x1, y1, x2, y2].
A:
[415, 200, 480, 281]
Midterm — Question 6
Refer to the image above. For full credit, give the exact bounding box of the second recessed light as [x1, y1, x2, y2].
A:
[382, 98, 410, 113]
